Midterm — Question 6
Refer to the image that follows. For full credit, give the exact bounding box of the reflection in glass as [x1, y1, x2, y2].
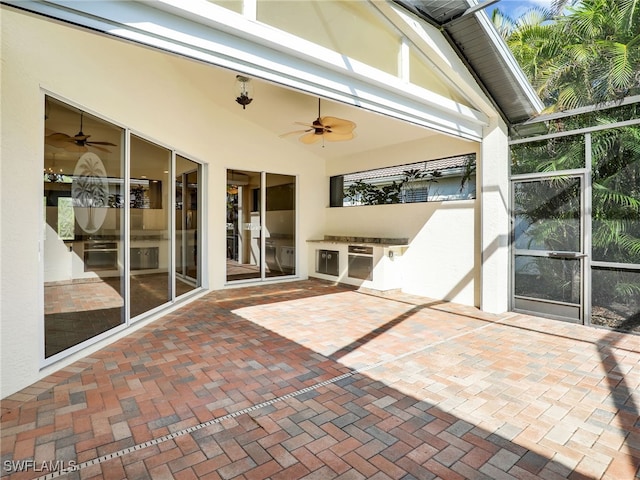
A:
[515, 256, 581, 304]
[130, 136, 171, 318]
[513, 178, 581, 252]
[43, 96, 124, 358]
[592, 267, 640, 331]
[591, 127, 640, 264]
[175, 156, 200, 294]
[226, 170, 262, 281]
[265, 174, 296, 278]
[511, 135, 584, 175]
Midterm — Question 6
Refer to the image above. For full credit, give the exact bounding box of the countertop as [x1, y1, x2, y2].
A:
[307, 235, 409, 247]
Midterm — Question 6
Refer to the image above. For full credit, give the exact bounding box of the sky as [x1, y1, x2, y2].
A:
[487, 0, 555, 18]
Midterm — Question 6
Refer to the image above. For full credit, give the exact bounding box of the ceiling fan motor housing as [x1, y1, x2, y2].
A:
[313, 119, 326, 135]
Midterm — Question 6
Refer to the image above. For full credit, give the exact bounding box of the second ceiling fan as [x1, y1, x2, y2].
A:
[46, 111, 116, 153]
[281, 98, 356, 144]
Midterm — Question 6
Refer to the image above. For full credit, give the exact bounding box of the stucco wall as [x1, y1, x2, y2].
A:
[325, 137, 481, 306]
[0, 8, 327, 398]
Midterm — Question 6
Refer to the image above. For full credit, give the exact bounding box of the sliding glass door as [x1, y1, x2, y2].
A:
[175, 156, 201, 293]
[44, 98, 125, 357]
[226, 170, 262, 281]
[43, 96, 202, 360]
[130, 135, 171, 319]
[265, 173, 296, 278]
[226, 170, 296, 282]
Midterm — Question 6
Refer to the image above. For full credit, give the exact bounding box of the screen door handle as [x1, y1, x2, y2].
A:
[548, 252, 587, 259]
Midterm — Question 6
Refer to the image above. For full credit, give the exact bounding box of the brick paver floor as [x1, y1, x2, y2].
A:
[2, 279, 639, 479]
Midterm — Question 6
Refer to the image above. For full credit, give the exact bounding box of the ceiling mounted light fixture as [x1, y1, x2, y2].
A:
[235, 75, 253, 109]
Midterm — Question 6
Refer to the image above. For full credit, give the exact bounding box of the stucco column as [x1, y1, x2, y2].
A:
[479, 116, 510, 314]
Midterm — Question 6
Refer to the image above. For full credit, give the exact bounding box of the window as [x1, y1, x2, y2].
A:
[330, 154, 476, 207]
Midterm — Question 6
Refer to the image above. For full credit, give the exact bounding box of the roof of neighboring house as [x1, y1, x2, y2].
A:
[344, 154, 474, 182]
[394, 0, 544, 125]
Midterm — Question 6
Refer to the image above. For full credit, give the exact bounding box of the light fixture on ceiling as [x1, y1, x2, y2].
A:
[235, 75, 253, 110]
[44, 167, 64, 183]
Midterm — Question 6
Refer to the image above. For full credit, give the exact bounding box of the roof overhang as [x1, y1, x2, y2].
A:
[394, 0, 544, 124]
[3, 0, 492, 141]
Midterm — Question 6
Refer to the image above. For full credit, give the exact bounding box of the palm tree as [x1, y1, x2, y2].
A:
[542, 0, 639, 109]
[494, 0, 640, 111]
[491, 7, 557, 82]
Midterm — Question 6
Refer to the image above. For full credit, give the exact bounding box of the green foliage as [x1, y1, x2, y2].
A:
[493, 0, 640, 110]
[343, 169, 444, 206]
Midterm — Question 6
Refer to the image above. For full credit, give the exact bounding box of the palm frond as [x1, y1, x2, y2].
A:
[593, 182, 640, 210]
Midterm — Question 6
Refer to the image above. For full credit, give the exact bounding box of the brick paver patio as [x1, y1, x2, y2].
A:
[1, 279, 639, 479]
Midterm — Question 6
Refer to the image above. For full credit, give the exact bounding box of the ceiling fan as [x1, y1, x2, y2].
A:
[45, 112, 116, 153]
[281, 98, 356, 144]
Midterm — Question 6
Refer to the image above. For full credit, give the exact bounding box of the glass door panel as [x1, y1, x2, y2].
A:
[130, 136, 171, 318]
[44, 97, 125, 358]
[226, 170, 262, 282]
[512, 176, 584, 322]
[265, 174, 296, 278]
[175, 155, 200, 295]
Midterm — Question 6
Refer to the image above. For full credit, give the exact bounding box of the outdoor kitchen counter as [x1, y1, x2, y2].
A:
[307, 236, 409, 291]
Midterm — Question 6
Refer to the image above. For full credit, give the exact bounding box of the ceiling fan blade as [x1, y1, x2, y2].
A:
[87, 141, 117, 146]
[279, 129, 312, 138]
[46, 132, 74, 143]
[323, 131, 355, 142]
[86, 144, 112, 152]
[45, 133, 76, 149]
[294, 121, 319, 129]
[299, 132, 323, 144]
[320, 117, 356, 134]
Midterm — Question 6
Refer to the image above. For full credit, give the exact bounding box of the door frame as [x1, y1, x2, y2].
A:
[510, 168, 591, 324]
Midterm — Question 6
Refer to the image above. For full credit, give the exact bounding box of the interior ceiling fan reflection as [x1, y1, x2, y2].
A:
[280, 98, 356, 145]
[45, 111, 116, 153]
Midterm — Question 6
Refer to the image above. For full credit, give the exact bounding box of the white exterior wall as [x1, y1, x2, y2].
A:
[0, 9, 326, 398]
[326, 137, 481, 306]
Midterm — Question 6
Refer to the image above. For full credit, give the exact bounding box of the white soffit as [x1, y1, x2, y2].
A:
[5, 0, 488, 141]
